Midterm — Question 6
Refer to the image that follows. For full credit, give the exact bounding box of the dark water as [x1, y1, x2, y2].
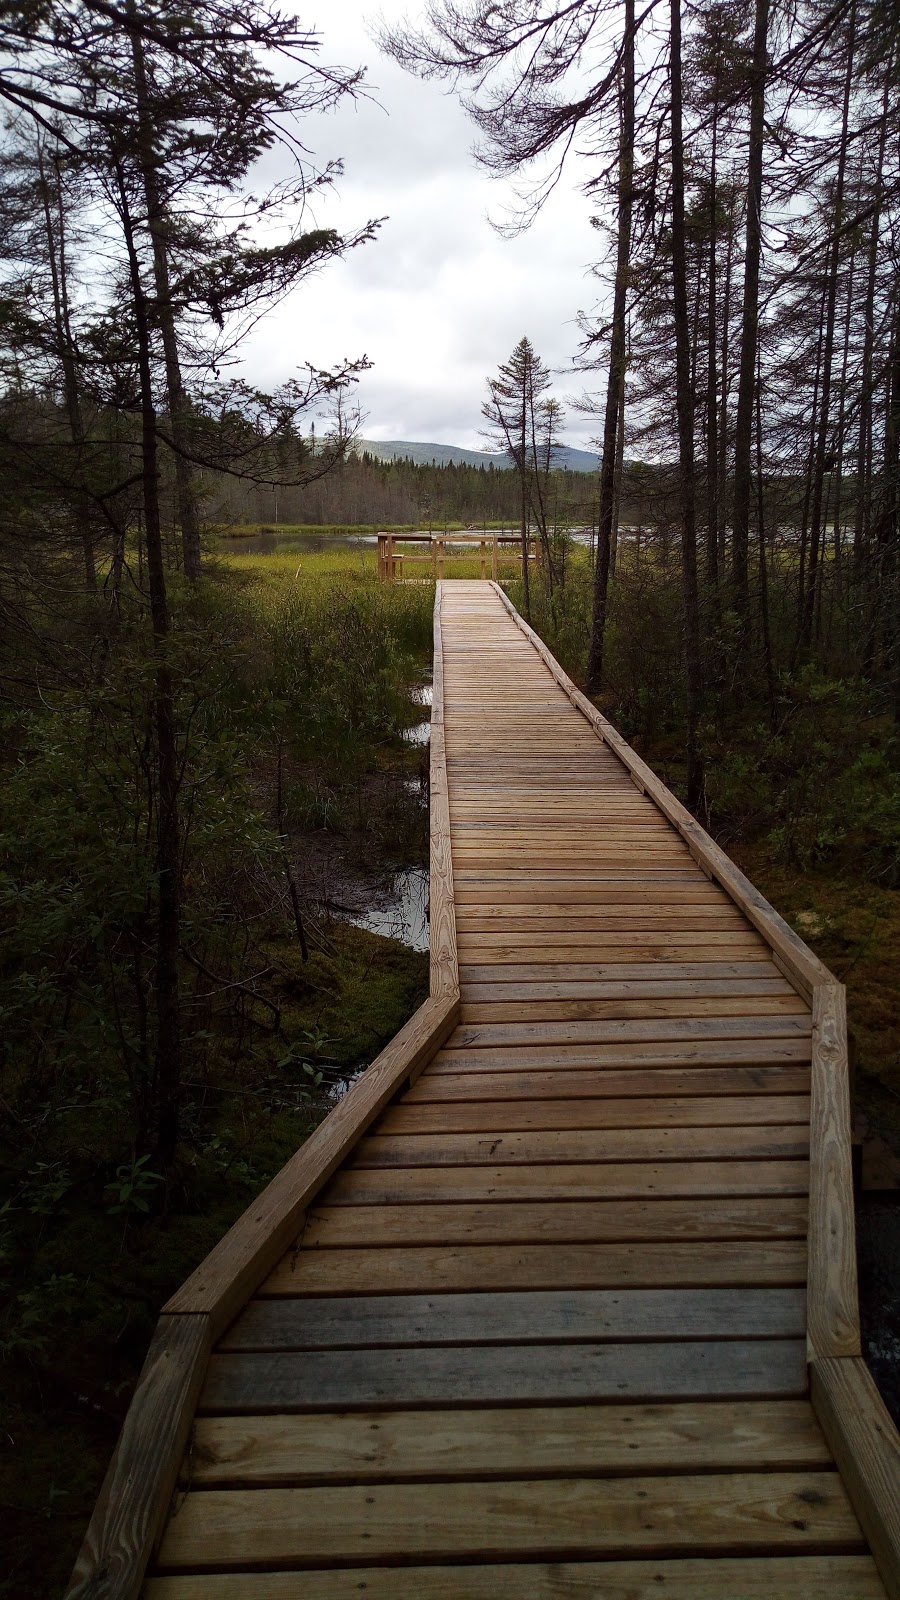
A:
[858, 1196, 900, 1425]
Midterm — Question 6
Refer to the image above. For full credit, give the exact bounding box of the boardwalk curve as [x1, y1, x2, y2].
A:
[69, 580, 900, 1600]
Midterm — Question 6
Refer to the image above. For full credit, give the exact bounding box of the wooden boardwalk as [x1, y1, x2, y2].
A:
[70, 581, 900, 1600]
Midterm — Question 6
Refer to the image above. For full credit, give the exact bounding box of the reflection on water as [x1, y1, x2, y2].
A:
[402, 720, 431, 746]
[345, 867, 429, 952]
[411, 683, 433, 706]
[226, 530, 378, 555]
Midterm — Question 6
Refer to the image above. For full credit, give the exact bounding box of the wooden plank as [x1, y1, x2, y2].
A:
[431, 1038, 813, 1071]
[222, 1287, 806, 1350]
[378, 1094, 811, 1133]
[428, 585, 459, 999]
[262, 1240, 807, 1294]
[146, 1555, 889, 1600]
[459, 979, 795, 1000]
[811, 1356, 900, 1599]
[459, 961, 783, 980]
[183, 1398, 831, 1485]
[408, 1065, 812, 1102]
[200, 1339, 808, 1414]
[450, 1017, 812, 1049]
[457, 933, 769, 955]
[303, 1196, 809, 1246]
[163, 993, 459, 1338]
[65, 1313, 211, 1600]
[324, 1159, 810, 1205]
[350, 1125, 810, 1166]
[156, 1471, 859, 1569]
[808, 984, 860, 1357]
[490, 582, 834, 1001]
[459, 997, 808, 1022]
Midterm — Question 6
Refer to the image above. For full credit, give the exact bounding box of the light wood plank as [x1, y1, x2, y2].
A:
[379, 1096, 811, 1134]
[66, 1314, 211, 1600]
[146, 1555, 888, 1599]
[304, 1196, 809, 1246]
[156, 1471, 859, 1568]
[808, 985, 860, 1357]
[324, 1159, 810, 1205]
[183, 1399, 831, 1485]
[408, 1065, 812, 1101]
[811, 1356, 900, 1599]
[350, 1125, 810, 1167]
[263, 1240, 807, 1294]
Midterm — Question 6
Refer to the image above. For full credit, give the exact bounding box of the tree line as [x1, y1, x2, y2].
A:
[387, 0, 900, 804]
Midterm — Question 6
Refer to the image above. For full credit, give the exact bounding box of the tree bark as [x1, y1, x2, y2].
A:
[800, 0, 855, 651]
[730, 0, 769, 636]
[126, 2, 202, 580]
[113, 157, 184, 1164]
[587, 0, 635, 694]
[669, 0, 704, 809]
[37, 144, 96, 593]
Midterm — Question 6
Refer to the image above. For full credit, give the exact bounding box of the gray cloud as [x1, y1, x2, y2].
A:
[240, 0, 607, 447]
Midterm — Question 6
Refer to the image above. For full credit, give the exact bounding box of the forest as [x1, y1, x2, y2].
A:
[1, 0, 899, 1595]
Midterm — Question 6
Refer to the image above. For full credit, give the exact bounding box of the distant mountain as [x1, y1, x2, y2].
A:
[357, 438, 600, 473]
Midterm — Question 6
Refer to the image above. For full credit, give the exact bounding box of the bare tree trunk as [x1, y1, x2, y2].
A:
[669, 0, 704, 809]
[800, 0, 855, 650]
[126, 2, 202, 581]
[37, 144, 96, 593]
[717, 192, 735, 577]
[587, 0, 635, 694]
[854, 80, 890, 563]
[730, 0, 769, 638]
[113, 159, 183, 1164]
[705, 90, 721, 598]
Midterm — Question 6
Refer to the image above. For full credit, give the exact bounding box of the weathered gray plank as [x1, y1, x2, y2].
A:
[221, 1287, 806, 1350]
[201, 1338, 808, 1412]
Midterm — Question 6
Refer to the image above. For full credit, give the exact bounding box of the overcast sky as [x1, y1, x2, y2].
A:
[241, 0, 605, 449]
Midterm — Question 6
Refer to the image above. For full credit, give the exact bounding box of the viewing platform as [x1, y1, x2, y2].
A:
[378, 530, 536, 580]
[69, 581, 900, 1599]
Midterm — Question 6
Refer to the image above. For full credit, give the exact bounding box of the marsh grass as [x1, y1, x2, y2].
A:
[0, 546, 436, 1598]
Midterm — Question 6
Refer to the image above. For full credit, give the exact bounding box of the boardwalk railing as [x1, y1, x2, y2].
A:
[378, 530, 536, 581]
[67, 580, 900, 1600]
[490, 579, 900, 1595]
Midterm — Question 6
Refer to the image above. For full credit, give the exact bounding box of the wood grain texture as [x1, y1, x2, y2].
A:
[155, 1471, 858, 1568]
[489, 582, 832, 1003]
[408, 1064, 812, 1102]
[349, 1125, 810, 1167]
[185, 1399, 831, 1485]
[303, 1196, 809, 1246]
[146, 1556, 888, 1599]
[66, 1313, 211, 1600]
[163, 992, 458, 1337]
[429, 585, 459, 999]
[323, 1157, 811, 1205]
[377, 1094, 811, 1134]
[811, 1356, 900, 1599]
[221, 1287, 806, 1350]
[261, 1239, 806, 1294]
[807, 984, 860, 1357]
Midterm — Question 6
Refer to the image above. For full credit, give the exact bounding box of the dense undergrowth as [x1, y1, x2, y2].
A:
[0, 550, 433, 1599]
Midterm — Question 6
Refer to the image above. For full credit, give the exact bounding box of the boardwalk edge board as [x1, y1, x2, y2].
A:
[64, 586, 462, 1600]
[489, 580, 860, 1359]
[67, 580, 900, 1600]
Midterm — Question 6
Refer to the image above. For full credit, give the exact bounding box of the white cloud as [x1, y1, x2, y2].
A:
[239, 0, 609, 448]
